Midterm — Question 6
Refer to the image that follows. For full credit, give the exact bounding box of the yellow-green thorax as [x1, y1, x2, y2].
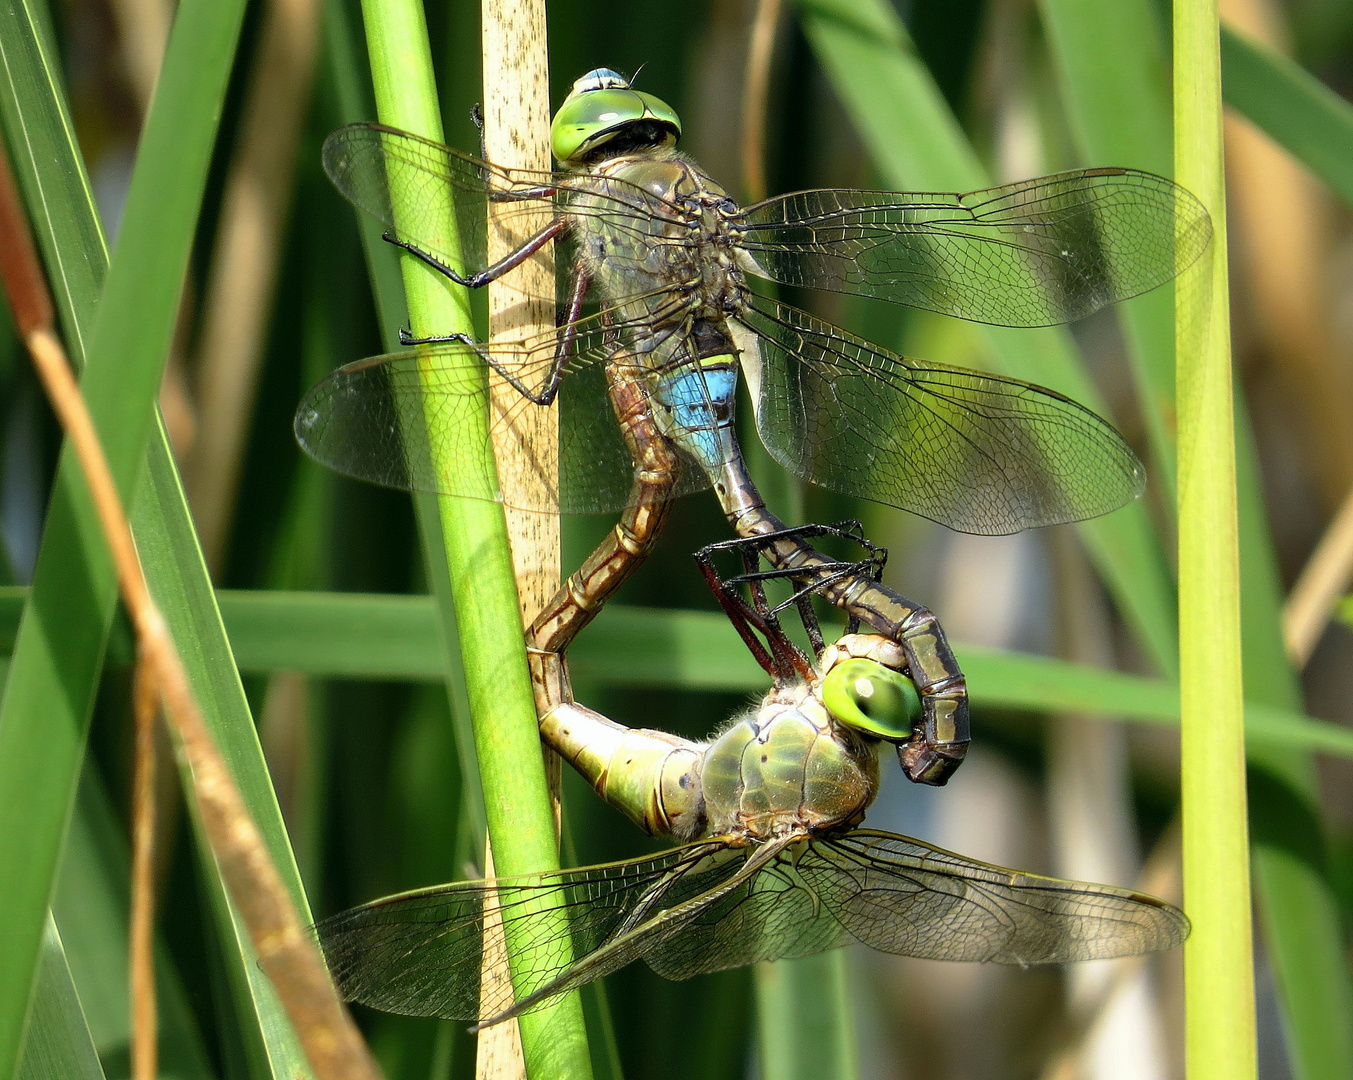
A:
[536, 634, 920, 844]
[699, 681, 879, 840]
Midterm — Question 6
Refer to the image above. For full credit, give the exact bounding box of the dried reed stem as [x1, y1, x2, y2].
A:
[130, 653, 160, 1080]
[187, 0, 321, 572]
[478, 5, 557, 1075]
[741, 0, 781, 202]
[1283, 483, 1353, 665]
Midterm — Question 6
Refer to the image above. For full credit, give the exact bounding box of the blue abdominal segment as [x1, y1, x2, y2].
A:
[652, 357, 741, 473]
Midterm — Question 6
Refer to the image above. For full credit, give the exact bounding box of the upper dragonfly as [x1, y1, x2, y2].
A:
[297, 68, 1211, 784]
[296, 67, 1211, 533]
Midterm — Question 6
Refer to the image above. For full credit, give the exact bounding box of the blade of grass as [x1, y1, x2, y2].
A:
[0, 1, 324, 1075]
[0, 0, 251, 1067]
[3, 585, 1351, 756]
[1036, 0, 1179, 498]
[54, 767, 216, 1079]
[1041, 4, 1353, 1075]
[1174, 4, 1257, 1078]
[33, 589, 1325, 758]
[8, 119, 379, 1080]
[354, 1, 592, 1075]
[1221, 24, 1353, 209]
[322, 0, 488, 850]
[755, 953, 857, 1080]
[796, 0, 1178, 677]
[135, 432, 337, 1080]
[16, 918, 106, 1080]
[0, 2, 104, 367]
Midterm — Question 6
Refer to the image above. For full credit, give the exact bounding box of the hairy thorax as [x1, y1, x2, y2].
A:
[569, 150, 748, 336]
[697, 681, 880, 843]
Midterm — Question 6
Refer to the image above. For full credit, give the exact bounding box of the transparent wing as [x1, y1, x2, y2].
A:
[738, 168, 1212, 326]
[737, 296, 1145, 534]
[315, 842, 744, 1023]
[294, 300, 712, 514]
[799, 830, 1189, 963]
[317, 830, 1186, 1026]
[602, 828, 1186, 984]
[323, 123, 693, 305]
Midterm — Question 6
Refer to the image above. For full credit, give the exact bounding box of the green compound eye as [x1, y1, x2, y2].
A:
[550, 69, 681, 163]
[822, 658, 922, 742]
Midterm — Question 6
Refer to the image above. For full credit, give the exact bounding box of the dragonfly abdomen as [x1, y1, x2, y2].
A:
[650, 356, 740, 475]
[538, 701, 706, 840]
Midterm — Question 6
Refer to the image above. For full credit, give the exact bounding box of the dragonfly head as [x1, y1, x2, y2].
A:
[821, 657, 922, 746]
[551, 68, 682, 165]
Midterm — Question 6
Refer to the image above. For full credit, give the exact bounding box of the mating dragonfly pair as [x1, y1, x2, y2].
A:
[299, 68, 1204, 1024]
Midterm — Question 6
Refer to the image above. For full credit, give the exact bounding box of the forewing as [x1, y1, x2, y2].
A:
[316, 843, 740, 1022]
[294, 302, 712, 514]
[738, 296, 1144, 534]
[801, 830, 1189, 963]
[323, 123, 691, 305]
[738, 168, 1212, 326]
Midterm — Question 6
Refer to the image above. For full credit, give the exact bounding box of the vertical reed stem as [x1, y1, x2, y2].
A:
[1174, 2, 1258, 1076]
[355, 2, 592, 1076]
[477, 3, 559, 1077]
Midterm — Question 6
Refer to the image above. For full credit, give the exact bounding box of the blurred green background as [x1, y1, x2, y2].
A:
[5, 0, 1353, 1077]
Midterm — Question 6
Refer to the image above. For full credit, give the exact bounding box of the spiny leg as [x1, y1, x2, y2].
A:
[384, 213, 567, 292]
[692, 526, 887, 677]
[718, 485, 968, 784]
[697, 523, 886, 651]
[400, 255, 589, 408]
[692, 541, 814, 685]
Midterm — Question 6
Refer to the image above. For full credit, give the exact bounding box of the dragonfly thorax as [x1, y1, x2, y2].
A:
[698, 681, 880, 841]
[576, 152, 746, 315]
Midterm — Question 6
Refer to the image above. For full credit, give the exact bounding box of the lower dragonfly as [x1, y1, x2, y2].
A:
[317, 533, 1189, 1028]
[296, 68, 1212, 786]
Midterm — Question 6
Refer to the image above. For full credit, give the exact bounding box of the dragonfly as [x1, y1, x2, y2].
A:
[317, 532, 1189, 1028]
[297, 68, 1212, 785]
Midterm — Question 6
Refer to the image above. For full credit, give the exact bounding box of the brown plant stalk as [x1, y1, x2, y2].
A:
[1283, 484, 1353, 666]
[0, 139, 382, 1080]
[740, 0, 781, 203]
[187, 0, 321, 573]
[478, 1, 557, 1075]
[130, 653, 160, 1080]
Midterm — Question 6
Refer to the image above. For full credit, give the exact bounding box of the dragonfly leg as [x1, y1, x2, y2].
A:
[400, 265, 589, 405]
[382, 214, 568, 290]
[398, 328, 476, 347]
[692, 543, 815, 685]
[721, 496, 969, 785]
[699, 522, 885, 640]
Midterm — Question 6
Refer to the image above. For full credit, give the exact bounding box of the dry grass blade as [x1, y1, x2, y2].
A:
[479, 3, 556, 1075]
[1283, 484, 1353, 664]
[0, 139, 383, 1080]
[108, 0, 173, 113]
[740, 0, 781, 203]
[1221, 0, 1353, 511]
[130, 652, 159, 1080]
[187, 0, 321, 573]
[1045, 531, 1169, 1080]
[1038, 825, 1183, 1080]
